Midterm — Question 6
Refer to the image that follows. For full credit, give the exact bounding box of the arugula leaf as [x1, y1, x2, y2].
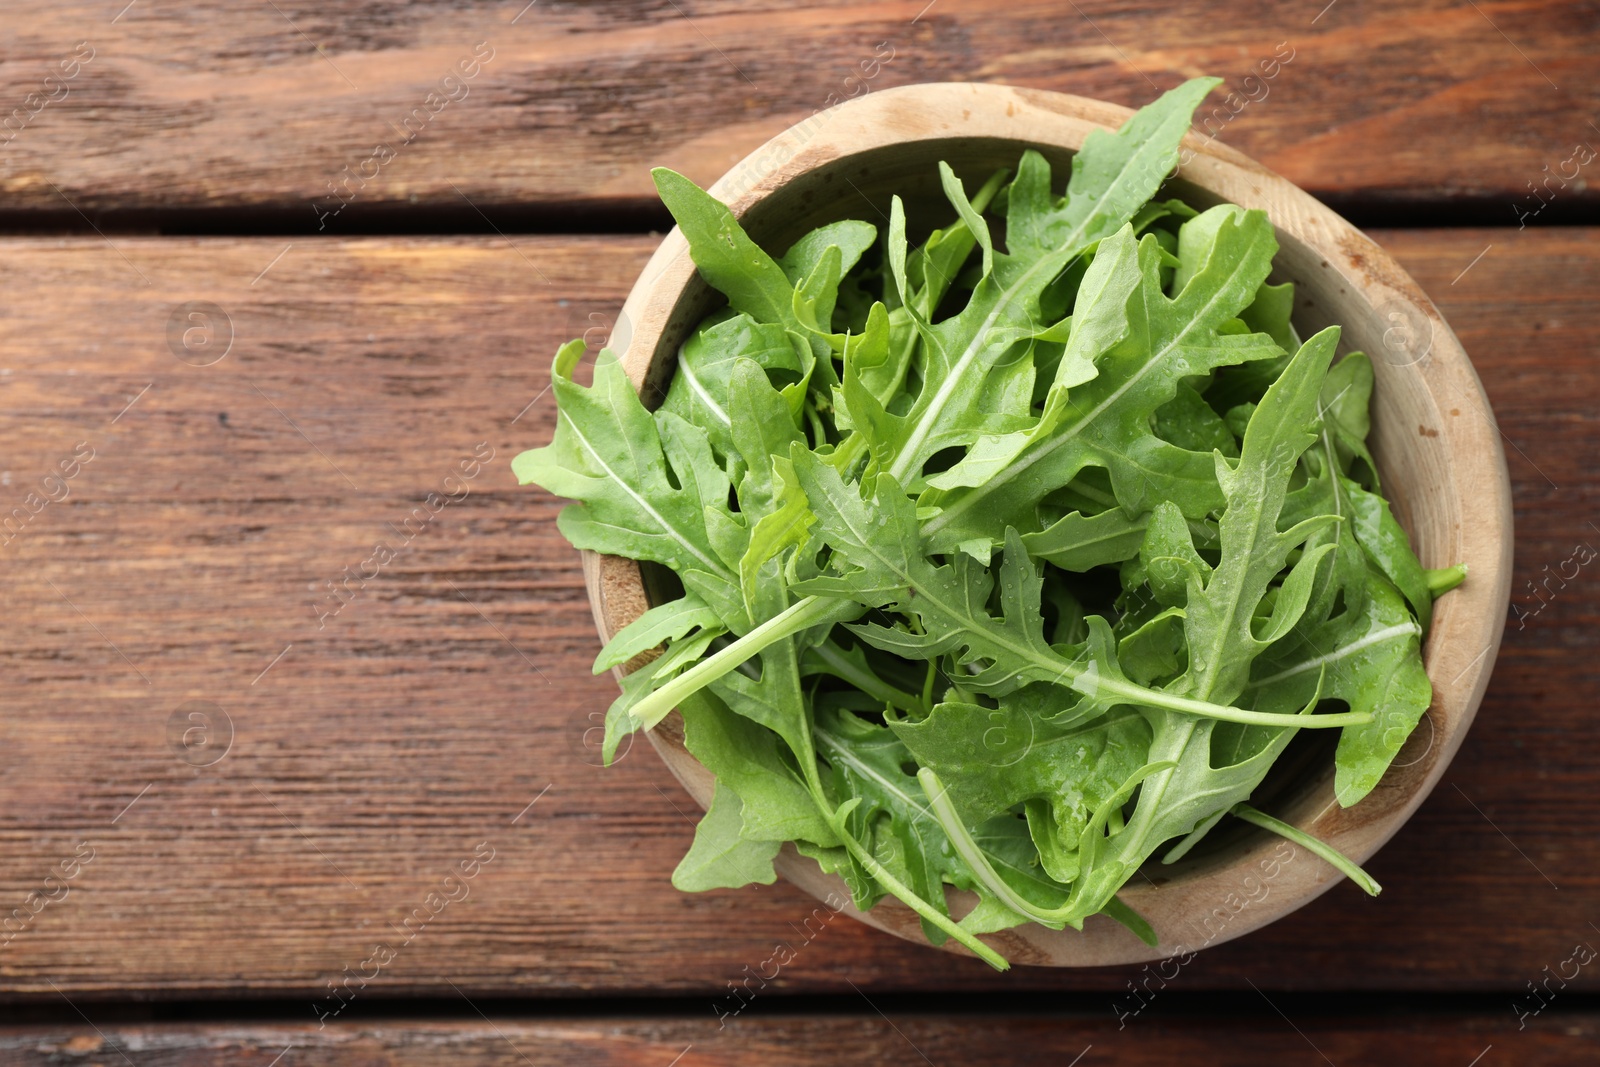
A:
[653, 167, 875, 406]
[680, 690, 838, 847]
[1023, 507, 1150, 571]
[1053, 327, 1345, 922]
[513, 341, 739, 601]
[889, 686, 1151, 881]
[594, 593, 721, 673]
[1318, 350, 1377, 485]
[1347, 478, 1433, 635]
[951, 817, 1156, 946]
[844, 79, 1224, 491]
[779, 220, 878, 291]
[601, 627, 719, 763]
[1257, 356, 1435, 805]
[1241, 280, 1300, 353]
[792, 450, 1365, 731]
[921, 205, 1284, 551]
[1006, 77, 1219, 262]
[672, 782, 783, 892]
[659, 313, 808, 453]
[1250, 571, 1429, 807]
[1176, 328, 1344, 703]
[813, 707, 970, 942]
[653, 168, 842, 339]
[1155, 381, 1239, 457]
[801, 638, 929, 715]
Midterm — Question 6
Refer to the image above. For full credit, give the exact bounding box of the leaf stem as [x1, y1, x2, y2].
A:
[1424, 563, 1468, 597]
[1230, 802, 1381, 896]
[629, 595, 863, 731]
[1083, 673, 1369, 729]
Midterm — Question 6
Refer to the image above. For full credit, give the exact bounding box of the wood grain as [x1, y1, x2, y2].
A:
[0, 1012, 1591, 1065]
[0, 228, 1592, 997]
[0, 1, 1596, 219]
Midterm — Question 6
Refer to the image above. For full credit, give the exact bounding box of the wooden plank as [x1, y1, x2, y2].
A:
[0, 2, 1596, 218]
[0, 1013, 1590, 1065]
[0, 228, 1593, 997]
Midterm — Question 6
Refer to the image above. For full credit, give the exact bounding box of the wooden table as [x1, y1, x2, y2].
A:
[0, 1, 1595, 1062]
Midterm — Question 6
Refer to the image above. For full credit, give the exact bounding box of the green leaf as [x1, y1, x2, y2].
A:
[1057, 327, 1345, 922]
[672, 782, 783, 892]
[726, 359, 811, 603]
[779, 220, 878, 289]
[1154, 381, 1239, 457]
[594, 593, 721, 673]
[513, 341, 741, 606]
[1023, 507, 1150, 572]
[854, 187, 1047, 488]
[653, 168, 802, 330]
[1139, 500, 1211, 608]
[959, 816, 1069, 931]
[654, 168, 869, 403]
[739, 457, 814, 609]
[890, 687, 1151, 883]
[1117, 607, 1187, 687]
[1346, 477, 1432, 634]
[601, 627, 719, 764]
[793, 450, 1364, 731]
[659, 313, 807, 453]
[705, 614, 816, 768]
[1319, 351, 1377, 485]
[1005, 78, 1221, 262]
[1241, 280, 1300, 353]
[920, 760, 1175, 931]
[814, 707, 968, 942]
[680, 691, 838, 847]
[922, 206, 1285, 550]
[801, 638, 929, 715]
[1179, 328, 1343, 702]
[1251, 571, 1430, 808]
[906, 168, 1010, 318]
[849, 81, 1225, 492]
[1201, 280, 1300, 413]
[837, 167, 1006, 447]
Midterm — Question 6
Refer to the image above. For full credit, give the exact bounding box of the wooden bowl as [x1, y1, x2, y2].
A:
[581, 83, 1513, 966]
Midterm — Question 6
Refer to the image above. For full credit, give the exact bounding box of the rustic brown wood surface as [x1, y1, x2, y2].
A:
[0, 1012, 1591, 1066]
[0, 228, 1592, 1000]
[0, 1, 1597, 220]
[1, 0, 1595, 1056]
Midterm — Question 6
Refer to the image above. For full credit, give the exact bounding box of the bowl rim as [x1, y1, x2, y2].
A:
[581, 81, 1514, 967]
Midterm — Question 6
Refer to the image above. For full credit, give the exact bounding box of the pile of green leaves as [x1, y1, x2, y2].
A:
[513, 78, 1465, 969]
